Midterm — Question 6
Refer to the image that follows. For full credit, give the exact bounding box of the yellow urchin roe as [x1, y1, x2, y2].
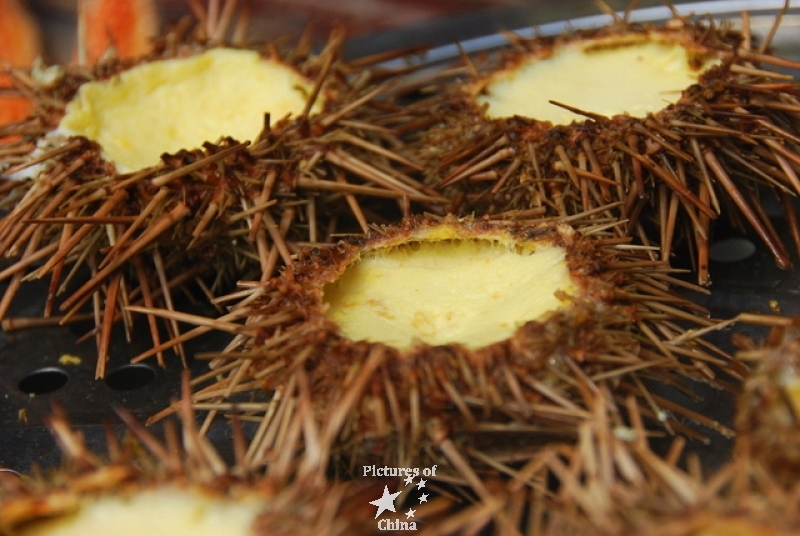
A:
[780, 372, 800, 419]
[20, 487, 262, 536]
[478, 35, 720, 125]
[57, 48, 321, 173]
[323, 239, 575, 350]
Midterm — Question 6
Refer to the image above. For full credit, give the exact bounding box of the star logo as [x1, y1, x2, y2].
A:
[405, 508, 416, 519]
[418, 492, 429, 504]
[416, 478, 426, 490]
[404, 474, 414, 486]
[370, 485, 402, 518]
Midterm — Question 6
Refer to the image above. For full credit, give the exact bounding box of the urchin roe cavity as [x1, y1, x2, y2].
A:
[57, 48, 321, 173]
[323, 238, 575, 350]
[477, 36, 720, 125]
[20, 487, 262, 536]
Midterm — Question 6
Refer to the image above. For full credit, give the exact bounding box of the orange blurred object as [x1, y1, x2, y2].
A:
[0, 0, 42, 125]
[78, 0, 159, 64]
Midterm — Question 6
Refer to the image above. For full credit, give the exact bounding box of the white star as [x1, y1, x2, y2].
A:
[404, 474, 414, 486]
[418, 492, 429, 504]
[370, 485, 402, 519]
[406, 508, 416, 519]
[417, 478, 426, 490]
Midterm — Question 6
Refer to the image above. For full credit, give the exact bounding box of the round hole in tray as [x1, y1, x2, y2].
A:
[18, 368, 69, 395]
[104, 363, 157, 391]
[0, 469, 23, 486]
[709, 237, 757, 263]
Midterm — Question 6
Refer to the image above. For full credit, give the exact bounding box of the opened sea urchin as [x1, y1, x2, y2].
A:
[0, 3, 438, 375]
[159, 214, 737, 475]
[401, 8, 800, 284]
[0, 399, 447, 536]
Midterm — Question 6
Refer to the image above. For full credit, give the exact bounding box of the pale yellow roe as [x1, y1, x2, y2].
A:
[780, 369, 800, 419]
[21, 487, 262, 536]
[478, 36, 720, 125]
[57, 48, 321, 173]
[324, 239, 575, 350]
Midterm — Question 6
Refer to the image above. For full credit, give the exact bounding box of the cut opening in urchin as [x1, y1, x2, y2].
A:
[56, 48, 324, 173]
[475, 32, 721, 124]
[323, 233, 576, 350]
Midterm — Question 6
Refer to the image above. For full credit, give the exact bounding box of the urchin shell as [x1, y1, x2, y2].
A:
[0, 11, 437, 374]
[399, 11, 800, 284]
[169, 214, 737, 475]
[0, 403, 450, 536]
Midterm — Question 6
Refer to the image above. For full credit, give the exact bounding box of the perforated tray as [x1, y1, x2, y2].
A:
[2, 0, 799, 474]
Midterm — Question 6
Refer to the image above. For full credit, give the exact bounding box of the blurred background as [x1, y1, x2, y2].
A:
[22, 0, 693, 62]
